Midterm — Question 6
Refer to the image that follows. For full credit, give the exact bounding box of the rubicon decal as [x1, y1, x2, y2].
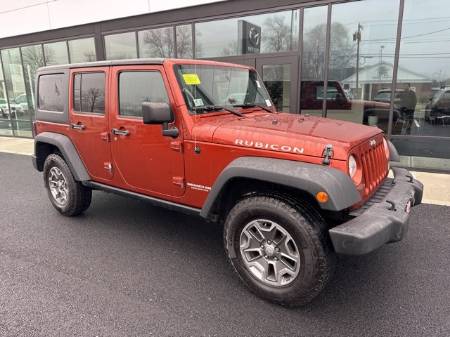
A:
[235, 139, 304, 154]
[187, 182, 211, 192]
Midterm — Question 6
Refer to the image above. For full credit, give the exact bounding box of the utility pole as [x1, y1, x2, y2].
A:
[353, 23, 363, 98]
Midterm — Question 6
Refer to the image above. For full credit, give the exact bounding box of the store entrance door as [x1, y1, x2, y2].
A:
[211, 55, 299, 112]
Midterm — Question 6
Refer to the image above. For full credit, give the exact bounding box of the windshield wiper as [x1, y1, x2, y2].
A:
[193, 105, 244, 117]
[232, 103, 273, 113]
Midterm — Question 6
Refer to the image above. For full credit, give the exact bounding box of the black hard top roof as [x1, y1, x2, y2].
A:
[38, 58, 165, 72]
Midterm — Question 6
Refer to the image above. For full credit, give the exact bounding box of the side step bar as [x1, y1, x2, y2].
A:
[83, 181, 201, 216]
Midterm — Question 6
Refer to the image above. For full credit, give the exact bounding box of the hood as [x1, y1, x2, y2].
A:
[192, 112, 382, 160]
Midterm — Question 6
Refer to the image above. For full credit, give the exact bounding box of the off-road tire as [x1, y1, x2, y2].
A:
[43, 153, 92, 216]
[224, 195, 335, 307]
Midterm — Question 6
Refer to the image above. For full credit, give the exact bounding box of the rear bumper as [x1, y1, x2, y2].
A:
[329, 168, 423, 255]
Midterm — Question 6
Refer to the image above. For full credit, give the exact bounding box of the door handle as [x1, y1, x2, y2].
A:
[112, 128, 130, 136]
[71, 123, 85, 130]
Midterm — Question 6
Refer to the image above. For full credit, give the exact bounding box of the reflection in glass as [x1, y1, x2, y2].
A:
[73, 73, 105, 113]
[21, 44, 45, 131]
[43, 41, 69, 66]
[68, 38, 97, 63]
[104, 32, 137, 60]
[1, 48, 32, 137]
[300, 6, 328, 116]
[393, 0, 450, 139]
[138, 27, 174, 58]
[195, 10, 299, 58]
[262, 64, 290, 112]
[176, 25, 193, 58]
[0, 65, 13, 136]
[316, 0, 399, 133]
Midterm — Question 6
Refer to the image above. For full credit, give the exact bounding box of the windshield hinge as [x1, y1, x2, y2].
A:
[322, 144, 333, 165]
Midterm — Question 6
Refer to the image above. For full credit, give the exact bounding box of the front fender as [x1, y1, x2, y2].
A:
[200, 157, 361, 218]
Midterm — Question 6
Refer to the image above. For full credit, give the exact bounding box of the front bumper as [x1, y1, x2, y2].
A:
[329, 167, 423, 255]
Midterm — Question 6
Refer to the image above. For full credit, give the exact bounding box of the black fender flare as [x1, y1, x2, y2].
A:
[33, 132, 90, 181]
[200, 157, 361, 218]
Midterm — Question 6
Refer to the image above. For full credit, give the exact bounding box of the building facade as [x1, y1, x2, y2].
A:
[0, 0, 449, 171]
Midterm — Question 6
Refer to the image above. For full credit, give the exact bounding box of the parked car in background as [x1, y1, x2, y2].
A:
[0, 98, 23, 118]
[374, 89, 403, 107]
[425, 88, 450, 124]
[300, 81, 399, 132]
[14, 94, 30, 114]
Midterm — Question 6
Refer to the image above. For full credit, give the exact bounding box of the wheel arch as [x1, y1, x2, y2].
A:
[200, 157, 361, 221]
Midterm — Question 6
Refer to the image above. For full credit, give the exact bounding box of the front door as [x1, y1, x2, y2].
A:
[109, 65, 185, 198]
[69, 67, 112, 183]
[256, 56, 299, 113]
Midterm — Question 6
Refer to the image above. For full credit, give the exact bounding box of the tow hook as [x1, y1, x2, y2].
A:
[322, 144, 333, 165]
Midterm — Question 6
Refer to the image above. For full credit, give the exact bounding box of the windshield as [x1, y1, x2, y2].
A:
[175, 64, 273, 113]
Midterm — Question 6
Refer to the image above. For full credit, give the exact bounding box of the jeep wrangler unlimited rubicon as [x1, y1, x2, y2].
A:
[32, 58, 423, 306]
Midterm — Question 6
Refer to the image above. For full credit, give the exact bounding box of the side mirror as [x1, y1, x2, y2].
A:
[142, 102, 179, 138]
[142, 102, 173, 124]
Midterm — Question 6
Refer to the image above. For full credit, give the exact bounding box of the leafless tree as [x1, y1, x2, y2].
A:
[262, 15, 292, 53]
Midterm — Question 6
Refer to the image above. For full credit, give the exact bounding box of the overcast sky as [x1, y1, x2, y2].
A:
[0, 0, 221, 39]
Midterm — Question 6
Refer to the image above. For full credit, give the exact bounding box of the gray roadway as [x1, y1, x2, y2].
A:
[0, 153, 449, 337]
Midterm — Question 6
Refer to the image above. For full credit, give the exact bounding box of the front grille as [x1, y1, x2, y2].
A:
[350, 178, 393, 216]
[360, 138, 388, 198]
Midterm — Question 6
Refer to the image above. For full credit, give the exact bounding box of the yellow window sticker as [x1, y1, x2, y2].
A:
[182, 73, 201, 85]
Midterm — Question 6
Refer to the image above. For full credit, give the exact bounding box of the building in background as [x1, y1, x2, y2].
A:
[0, 0, 449, 171]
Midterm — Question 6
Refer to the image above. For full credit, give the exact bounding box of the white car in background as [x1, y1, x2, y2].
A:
[0, 98, 24, 118]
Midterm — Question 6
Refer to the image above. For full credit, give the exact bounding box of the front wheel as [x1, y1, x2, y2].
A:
[43, 153, 92, 217]
[224, 195, 335, 307]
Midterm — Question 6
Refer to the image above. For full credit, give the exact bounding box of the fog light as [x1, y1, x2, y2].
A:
[316, 191, 329, 204]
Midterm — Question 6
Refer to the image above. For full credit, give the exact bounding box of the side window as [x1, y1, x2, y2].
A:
[119, 71, 169, 117]
[73, 72, 105, 113]
[38, 73, 65, 112]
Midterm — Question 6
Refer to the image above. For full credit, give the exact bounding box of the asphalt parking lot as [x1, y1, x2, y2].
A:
[0, 152, 449, 337]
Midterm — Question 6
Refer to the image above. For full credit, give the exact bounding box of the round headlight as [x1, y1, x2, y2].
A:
[348, 155, 357, 178]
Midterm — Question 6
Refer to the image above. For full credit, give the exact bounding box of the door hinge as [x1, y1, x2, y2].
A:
[170, 140, 183, 152]
[172, 176, 185, 188]
[104, 162, 113, 172]
[101, 132, 111, 142]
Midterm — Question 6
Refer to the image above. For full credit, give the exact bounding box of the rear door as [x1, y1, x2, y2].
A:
[69, 67, 112, 183]
[109, 65, 185, 197]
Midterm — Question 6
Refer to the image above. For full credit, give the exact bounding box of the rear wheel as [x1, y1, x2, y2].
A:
[43, 153, 92, 216]
[224, 195, 335, 307]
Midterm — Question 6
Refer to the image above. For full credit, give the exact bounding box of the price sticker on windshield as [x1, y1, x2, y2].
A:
[183, 73, 201, 85]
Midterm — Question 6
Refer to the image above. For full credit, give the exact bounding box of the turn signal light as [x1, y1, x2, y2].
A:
[316, 191, 329, 204]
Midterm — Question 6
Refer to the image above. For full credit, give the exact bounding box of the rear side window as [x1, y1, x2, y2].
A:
[73, 72, 105, 113]
[38, 74, 65, 112]
[119, 71, 169, 117]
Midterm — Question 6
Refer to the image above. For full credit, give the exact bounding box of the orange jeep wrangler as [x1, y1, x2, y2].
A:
[32, 58, 423, 306]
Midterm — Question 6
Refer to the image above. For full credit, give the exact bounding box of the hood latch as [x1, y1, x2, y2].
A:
[322, 144, 333, 165]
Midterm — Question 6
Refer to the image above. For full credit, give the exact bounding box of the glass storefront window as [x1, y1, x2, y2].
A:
[104, 32, 137, 60]
[43, 41, 69, 66]
[300, 6, 328, 116]
[393, 0, 450, 138]
[21, 44, 45, 129]
[195, 10, 299, 58]
[138, 27, 174, 58]
[1, 48, 32, 137]
[176, 25, 193, 58]
[323, 0, 400, 133]
[68, 38, 96, 63]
